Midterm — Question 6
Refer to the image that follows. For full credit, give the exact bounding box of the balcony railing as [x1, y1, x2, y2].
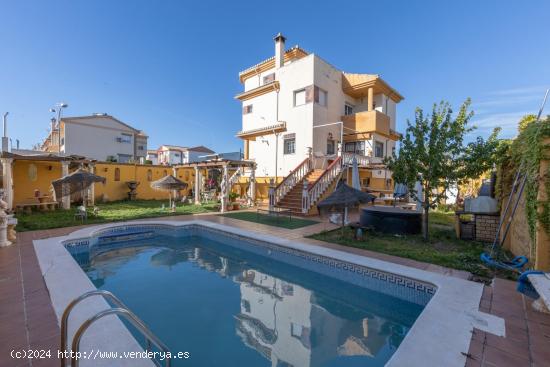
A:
[342, 110, 397, 140]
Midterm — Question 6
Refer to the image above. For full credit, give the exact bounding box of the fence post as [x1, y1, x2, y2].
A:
[268, 178, 275, 211]
[302, 179, 309, 214]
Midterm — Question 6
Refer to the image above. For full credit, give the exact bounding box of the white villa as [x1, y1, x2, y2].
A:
[41, 113, 148, 163]
[236, 34, 403, 213]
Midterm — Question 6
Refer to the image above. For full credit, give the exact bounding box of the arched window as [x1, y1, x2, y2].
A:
[163, 170, 167, 177]
[147, 169, 152, 181]
[114, 168, 120, 181]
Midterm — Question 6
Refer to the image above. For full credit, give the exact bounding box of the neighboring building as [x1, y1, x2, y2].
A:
[198, 151, 243, 161]
[146, 150, 159, 165]
[236, 33, 402, 179]
[41, 114, 148, 163]
[156, 145, 215, 165]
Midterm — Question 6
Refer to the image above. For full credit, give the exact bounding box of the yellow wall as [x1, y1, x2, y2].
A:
[12, 160, 198, 205]
[13, 160, 63, 204]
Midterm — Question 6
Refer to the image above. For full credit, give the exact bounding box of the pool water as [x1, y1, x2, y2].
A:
[74, 231, 426, 367]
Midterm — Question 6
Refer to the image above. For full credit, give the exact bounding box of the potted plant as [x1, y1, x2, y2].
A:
[229, 192, 240, 210]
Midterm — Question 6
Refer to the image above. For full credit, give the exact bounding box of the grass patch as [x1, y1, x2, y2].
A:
[15, 200, 218, 232]
[222, 211, 318, 229]
[309, 211, 491, 277]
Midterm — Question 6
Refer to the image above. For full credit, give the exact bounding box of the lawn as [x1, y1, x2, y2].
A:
[15, 200, 219, 232]
[221, 211, 318, 229]
[309, 210, 491, 278]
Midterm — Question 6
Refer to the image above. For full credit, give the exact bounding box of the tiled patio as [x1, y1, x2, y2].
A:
[467, 278, 550, 367]
[1, 213, 549, 366]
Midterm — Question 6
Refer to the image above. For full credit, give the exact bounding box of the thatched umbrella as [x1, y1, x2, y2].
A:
[150, 175, 188, 210]
[51, 168, 106, 208]
[317, 181, 376, 232]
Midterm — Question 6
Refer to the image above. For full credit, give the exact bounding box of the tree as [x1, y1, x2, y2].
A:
[386, 99, 500, 240]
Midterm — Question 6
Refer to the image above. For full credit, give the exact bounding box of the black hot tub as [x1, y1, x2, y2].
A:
[360, 206, 422, 235]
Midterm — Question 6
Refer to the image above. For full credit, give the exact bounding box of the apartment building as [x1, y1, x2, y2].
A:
[155, 145, 215, 165]
[41, 114, 148, 163]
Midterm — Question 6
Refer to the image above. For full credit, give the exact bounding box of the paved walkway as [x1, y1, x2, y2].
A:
[1, 213, 549, 366]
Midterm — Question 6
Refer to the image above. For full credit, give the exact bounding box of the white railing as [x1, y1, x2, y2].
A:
[272, 157, 312, 204]
[342, 152, 372, 167]
[302, 156, 342, 214]
[228, 167, 243, 187]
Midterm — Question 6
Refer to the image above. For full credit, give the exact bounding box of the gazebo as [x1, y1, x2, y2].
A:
[175, 159, 256, 213]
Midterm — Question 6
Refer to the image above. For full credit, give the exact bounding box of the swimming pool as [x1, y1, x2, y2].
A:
[64, 224, 432, 367]
[34, 220, 504, 367]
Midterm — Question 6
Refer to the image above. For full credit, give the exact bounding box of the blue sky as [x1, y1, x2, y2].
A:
[1, 0, 549, 153]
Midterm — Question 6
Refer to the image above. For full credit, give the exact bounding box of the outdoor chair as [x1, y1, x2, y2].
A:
[74, 206, 87, 223]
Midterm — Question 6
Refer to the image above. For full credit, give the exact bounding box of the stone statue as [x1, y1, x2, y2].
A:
[0, 189, 13, 247]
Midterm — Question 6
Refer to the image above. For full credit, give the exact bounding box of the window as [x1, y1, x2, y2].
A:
[326, 139, 335, 155]
[344, 103, 354, 116]
[163, 170, 167, 177]
[314, 86, 327, 106]
[114, 168, 120, 181]
[386, 178, 392, 190]
[242, 105, 253, 114]
[374, 141, 384, 158]
[28, 164, 38, 182]
[119, 134, 131, 143]
[137, 145, 144, 150]
[174, 153, 180, 157]
[344, 141, 365, 155]
[147, 169, 152, 181]
[263, 73, 275, 84]
[283, 134, 296, 155]
[294, 89, 306, 106]
[241, 299, 251, 313]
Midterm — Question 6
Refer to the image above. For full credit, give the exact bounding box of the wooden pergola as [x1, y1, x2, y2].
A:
[174, 159, 256, 212]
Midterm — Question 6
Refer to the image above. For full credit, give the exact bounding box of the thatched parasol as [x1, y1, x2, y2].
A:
[51, 168, 106, 208]
[317, 181, 376, 231]
[150, 175, 188, 209]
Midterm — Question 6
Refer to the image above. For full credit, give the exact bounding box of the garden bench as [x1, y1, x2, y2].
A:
[15, 201, 58, 214]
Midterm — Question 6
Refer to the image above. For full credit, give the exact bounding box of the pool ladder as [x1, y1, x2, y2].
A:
[60, 290, 171, 367]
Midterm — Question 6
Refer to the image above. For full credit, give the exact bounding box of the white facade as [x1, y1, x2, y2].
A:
[146, 150, 158, 165]
[156, 145, 215, 165]
[47, 114, 147, 163]
[237, 36, 401, 179]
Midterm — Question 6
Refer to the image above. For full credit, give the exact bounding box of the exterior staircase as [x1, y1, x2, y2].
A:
[271, 152, 374, 216]
[275, 169, 325, 214]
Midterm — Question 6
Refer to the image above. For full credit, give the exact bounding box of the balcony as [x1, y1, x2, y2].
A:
[342, 111, 399, 141]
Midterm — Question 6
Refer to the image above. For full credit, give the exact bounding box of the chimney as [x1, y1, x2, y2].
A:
[274, 33, 286, 69]
[2, 112, 9, 152]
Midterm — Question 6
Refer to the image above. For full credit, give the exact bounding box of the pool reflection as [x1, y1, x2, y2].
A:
[84, 236, 417, 367]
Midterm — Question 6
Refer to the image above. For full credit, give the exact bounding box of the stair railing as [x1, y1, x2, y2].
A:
[302, 156, 342, 214]
[272, 157, 312, 204]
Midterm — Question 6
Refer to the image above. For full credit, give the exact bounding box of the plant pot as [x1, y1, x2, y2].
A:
[233, 203, 240, 210]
